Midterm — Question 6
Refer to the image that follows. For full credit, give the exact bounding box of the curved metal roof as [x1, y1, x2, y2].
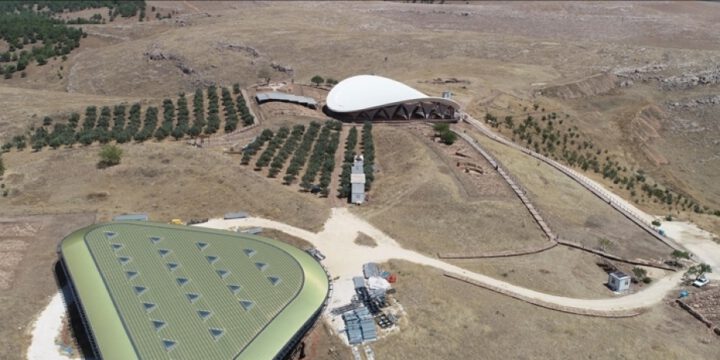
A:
[59, 222, 329, 360]
[326, 75, 459, 113]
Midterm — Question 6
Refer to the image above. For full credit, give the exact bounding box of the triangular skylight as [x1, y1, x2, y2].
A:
[255, 262, 268, 271]
[239, 300, 254, 311]
[196, 242, 208, 251]
[158, 249, 171, 258]
[118, 256, 131, 265]
[149, 236, 162, 244]
[243, 248, 256, 258]
[186, 293, 201, 304]
[166, 263, 179, 272]
[206, 255, 218, 264]
[197, 310, 212, 320]
[228, 284, 241, 295]
[268, 276, 282, 286]
[143, 302, 157, 313]
[126, 271, 139, 280]
[176, 278, 189, 287]
[133, 286, 147, 295]
[209, 328, 225, 341]
[111, 243, 123, 251]
[162, 339, 176, 351]
[217, 270, 230, 279]
[152, 320, 166, 332]
[104, 231, 117, 239]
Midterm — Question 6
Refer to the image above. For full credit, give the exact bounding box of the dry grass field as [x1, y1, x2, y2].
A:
[460, 123, 672, 261]
[449, 246, 612, 299]
[354, 125, 547, 256]
[0, 213, 96, 360]
[373, 260, 719, 360]
[0, 141, 330, 232]
[1, 1, 720, 358]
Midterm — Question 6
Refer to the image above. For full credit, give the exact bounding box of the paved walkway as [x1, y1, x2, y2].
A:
[200, 208, 685, 316]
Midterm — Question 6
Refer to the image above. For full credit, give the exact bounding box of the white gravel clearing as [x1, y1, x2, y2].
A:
[26, 292, 75, 360]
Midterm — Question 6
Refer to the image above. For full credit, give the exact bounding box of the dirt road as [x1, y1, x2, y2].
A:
[201, 208, 685, 316]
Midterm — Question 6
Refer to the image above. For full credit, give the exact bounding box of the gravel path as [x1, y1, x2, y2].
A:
[201, 208, 685, 315]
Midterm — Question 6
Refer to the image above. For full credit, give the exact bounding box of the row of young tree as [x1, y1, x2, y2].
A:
[2, 85, 255, 151]
[299, 121, 341, 196]
[267, 125, 305, 178]
[282, 122, 322, 186]
[361, 121, 375, 191]
[484, 109, 719, 215]
[337, 127, 358, 199]
[239, 121, 342, 196]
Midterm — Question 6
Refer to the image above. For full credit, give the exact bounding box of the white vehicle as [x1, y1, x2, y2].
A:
[693, 274, 710, 288]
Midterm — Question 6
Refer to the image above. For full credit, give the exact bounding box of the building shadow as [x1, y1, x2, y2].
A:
[53, 261, 97, 360]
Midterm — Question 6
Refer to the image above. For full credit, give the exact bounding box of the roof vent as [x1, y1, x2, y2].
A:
[162, 339, 177, 352]
[126, 271, 139, 280]
[158, 249, 171, 258]
[176, 278, 189, 287]
[209, 328, 225, 341]
[239, 300, 254, 311]
[104, 231, 117, 239]
[111, 243, 123, 251]
[217, 270, 230, 279]
[228, 284, 241, 295]
[143, 302, 157, 313]
[186, 293, 201, 304]
[166, 263, 179, 272]
[149, 236, 162, 244]
[196, 242, 208, 251]
[268, 276, 282, 286]
[255, 262, 268, 271]
[133, 286, 147, 295]
[152, 320, 166, 332]
[206, 255, 219, 264]
[243, 248, 256, 258]
[118, 256, 131, 265]
[197, 310, 212, 320]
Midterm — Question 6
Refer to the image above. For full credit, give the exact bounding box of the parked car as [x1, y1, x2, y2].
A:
[693, 274, 710, 287]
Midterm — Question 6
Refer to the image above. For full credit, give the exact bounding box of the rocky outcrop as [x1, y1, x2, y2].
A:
[215, 42, 262, 58]
[660, 67, 720, 90]
[536, 73, 618, 99]
[667, 95, 720, 109]
[270, 61, 294, 77]
[143, 43, 195, 75]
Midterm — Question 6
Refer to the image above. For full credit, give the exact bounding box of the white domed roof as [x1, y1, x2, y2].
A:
[327, 75, 453, 113]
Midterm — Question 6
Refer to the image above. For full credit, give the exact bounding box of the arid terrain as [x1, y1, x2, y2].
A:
[1, 1, 720, 360]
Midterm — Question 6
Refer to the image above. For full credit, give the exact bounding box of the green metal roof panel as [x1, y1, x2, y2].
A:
[60, 222, 329, 360]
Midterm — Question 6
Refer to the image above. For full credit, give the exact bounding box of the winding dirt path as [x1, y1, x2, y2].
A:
[200, 208, 684, 316]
